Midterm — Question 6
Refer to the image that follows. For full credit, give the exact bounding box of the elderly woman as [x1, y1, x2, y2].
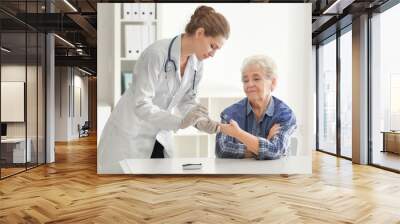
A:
[216, 55, 296, 160]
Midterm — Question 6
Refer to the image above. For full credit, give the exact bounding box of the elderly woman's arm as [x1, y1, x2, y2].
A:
[215, 132, 247, 158]
[219, 116, 296, 160]
[216, 121, 280, 158]
[215, 115, 256, 158]
[256, 118, 296, 160]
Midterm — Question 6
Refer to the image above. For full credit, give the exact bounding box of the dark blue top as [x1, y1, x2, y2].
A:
[215, 96, 297, 160]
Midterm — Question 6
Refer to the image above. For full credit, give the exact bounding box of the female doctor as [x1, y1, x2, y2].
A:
[98, 6, 230, 173]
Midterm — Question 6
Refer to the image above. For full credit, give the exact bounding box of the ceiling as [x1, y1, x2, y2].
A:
[0, 0, 394, 75]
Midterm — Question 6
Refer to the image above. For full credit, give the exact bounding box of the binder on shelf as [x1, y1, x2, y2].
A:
[122, 3, 131, 20]
[140, 23, 156, 51]
[141, 25, 149, 51]
[123, 3, 140, 20]
[121, 72, 133, 94]
[140, 3, 156, 20]
[132, 4, 140, 20]
[125, 24, 142, 59]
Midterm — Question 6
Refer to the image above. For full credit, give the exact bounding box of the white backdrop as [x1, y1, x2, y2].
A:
[158, 3, 313, 155]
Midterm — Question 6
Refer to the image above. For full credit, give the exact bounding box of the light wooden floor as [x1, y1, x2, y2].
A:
[0, 167, 26, 177]
[373, 151, 400, 171]
[1, 135, 400, 223]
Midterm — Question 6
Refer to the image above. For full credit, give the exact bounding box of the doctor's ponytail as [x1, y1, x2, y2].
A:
[185, 6, 230, 39]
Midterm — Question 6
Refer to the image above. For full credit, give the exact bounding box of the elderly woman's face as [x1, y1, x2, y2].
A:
[242, 64, 276, 102]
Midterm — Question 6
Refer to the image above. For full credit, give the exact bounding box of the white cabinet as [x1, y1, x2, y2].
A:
[173, 96, 242, 158]
[119, 3, 159, 100]
[121, 2, 157, 60]
[123, 22, 157, 59]
[123, 24, 142, 59]
[98, 3, 158, 138]
[142, 22, 156, 50]
[119, 3, 157, 75]
[122, 21, 157, 60]
[12, 139, 31, 163]
[122, 3, 139, 20]
[1, 138, 32, 163]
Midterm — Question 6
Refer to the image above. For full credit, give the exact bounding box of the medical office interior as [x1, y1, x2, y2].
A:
[1, 0, 400, 222]
[97, 3, 313, 174]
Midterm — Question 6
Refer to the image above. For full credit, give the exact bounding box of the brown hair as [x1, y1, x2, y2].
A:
[185, 6, 230, 39]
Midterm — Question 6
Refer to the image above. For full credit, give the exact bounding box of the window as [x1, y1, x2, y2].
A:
[340, 29, 352, 158]
[0, 1, 47, 179]
[390, 74, 400, 130]
[317, 37, 337, 154]
[371, 3, 400, 171]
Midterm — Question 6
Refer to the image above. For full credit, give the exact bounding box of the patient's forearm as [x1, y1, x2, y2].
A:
[235, 130, 259, 155]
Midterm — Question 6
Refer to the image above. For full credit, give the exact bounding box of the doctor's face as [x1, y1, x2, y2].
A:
[242, 64, 276, 103]
[193, 29, 225, 61]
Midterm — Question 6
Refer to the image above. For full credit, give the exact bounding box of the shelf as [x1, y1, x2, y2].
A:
[121, 57, 138, 61]
[120, 19, 157, 25]
[121, 60, 136, 73]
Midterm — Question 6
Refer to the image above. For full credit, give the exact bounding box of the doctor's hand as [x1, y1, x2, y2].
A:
[179, 105, 209, 129]
[219, 119, 242, 138]
[194, 117, 219, 134]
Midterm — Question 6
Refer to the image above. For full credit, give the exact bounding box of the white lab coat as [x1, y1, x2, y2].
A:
[98, 35, 203, 173]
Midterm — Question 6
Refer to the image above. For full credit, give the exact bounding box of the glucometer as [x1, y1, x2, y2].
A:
[182, 163, 202, 170]
[221, 113, 231, 124]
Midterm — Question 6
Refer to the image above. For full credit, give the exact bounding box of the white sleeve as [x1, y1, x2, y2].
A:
[133, 49, 181, 131]
[176, 63, 203, 116]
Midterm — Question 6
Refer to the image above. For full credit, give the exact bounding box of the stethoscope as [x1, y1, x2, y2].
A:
[164, 35, 197, 93]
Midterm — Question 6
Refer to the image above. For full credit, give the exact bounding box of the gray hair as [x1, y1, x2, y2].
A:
[241, 55, 278, 79]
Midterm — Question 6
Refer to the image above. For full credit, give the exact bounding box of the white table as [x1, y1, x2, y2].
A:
[118, 156, 312, 175]
[1, 138, 31, 163]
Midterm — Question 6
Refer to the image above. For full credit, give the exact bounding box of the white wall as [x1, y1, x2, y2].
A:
[73, 74, 89, 137]
[1, 64, 47, 163]
[77, 75, 89, 123]
[97, 4, 117, 109]
[55, 67, 89, 141]
[97, 4, 117, 141]
[312, 45, 317, 151]
[158, 3, 313, 155]
[1, 65, 37, 138]
[55, 67, 68, 141]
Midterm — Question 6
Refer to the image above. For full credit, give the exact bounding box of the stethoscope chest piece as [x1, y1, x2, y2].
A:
[164, 35, 198, 95]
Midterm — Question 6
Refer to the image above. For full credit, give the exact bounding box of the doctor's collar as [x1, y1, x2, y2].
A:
[172, 34, 201, 72]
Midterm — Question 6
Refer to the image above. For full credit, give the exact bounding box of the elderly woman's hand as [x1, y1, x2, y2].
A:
[219, 119, 242, 138]
[267, 123, 281, 140]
